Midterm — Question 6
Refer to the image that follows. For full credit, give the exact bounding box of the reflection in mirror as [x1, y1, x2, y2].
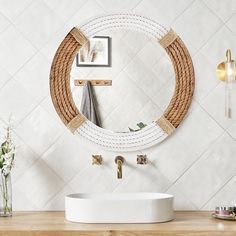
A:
[70, 29, 175, 132]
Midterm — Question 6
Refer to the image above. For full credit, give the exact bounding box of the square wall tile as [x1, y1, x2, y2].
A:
[16, 105, 63, 156]
[144, 132, 198, 183]
[124, 57, 150, 83]
[137, 40, 165, 69]
[69, 166, 118, 193]
[122, 30, 149, 55]
[43, 185, 73, 210]
[134, 0, 194, 26]
[96, 0, 141, 12]
[175, 133, 236, 208]
[14, 52, 51, 102]
[12, 184, 38, 210]
[151, 81, 174, 110]
[11, 133, 39, 183]
[227, 120, 236, 139]
[107, 85, 150, 129]
[0, 13, 10, 33]
[202, 178, 236, 210]
[102, 115, 123, 132]
[14, 0, 63, 49]
[176, 106, 224, 157]
[193, 52, 219, 102]
[66, 0, 105, 27]
[0, 0, 32, 21]
[152, 55, 175, 85]
[226, 14, 236, 35]
[135, 69, 166, 99]
[203, 0, 236, 22]
[166, 185, 197, 210]
[0, 79, 37, 125]
[40, 96, 64, 122]
[201, 26, 236, 69]
[44, 0, 87, 22]
[0, 119, 6, 137]
[0, 25, 36, 75]
[201, 83, 236, 129]
[127, 101, 162, 129]
[0, 65, 11, 89]
[42, 132, 90, 182]
[172, 0, 222, 54]
[14, 159, 64, 208]
[40, 25, 72, 62]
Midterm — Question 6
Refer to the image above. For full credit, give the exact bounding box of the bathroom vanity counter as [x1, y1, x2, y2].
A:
[0, 211, 236, 235]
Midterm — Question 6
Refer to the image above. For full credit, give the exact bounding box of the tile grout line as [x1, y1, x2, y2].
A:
[189, 3, 229, 58]
[164, 185, 199, 210]
[14, 156, 68, 209]
[201, 0, 226, 25]
[0, 0, 34, 23]
[165, 129, 226, 192]
[202, 0, 236, 24]
[165, 130, 235, 210]
[12, 183, 39, 210]
[198, 98, 236, 140]
[219, 11, 236, 36]
[170, 0, 197, 25]
[200, 173, 236, 209]
[198, 96, 236, 132]
[95, 0, 144, 13]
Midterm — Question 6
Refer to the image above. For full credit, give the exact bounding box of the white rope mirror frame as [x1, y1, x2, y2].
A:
[50, 13, 195, 152]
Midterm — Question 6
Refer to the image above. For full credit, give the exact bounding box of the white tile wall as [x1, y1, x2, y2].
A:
[0, 0, 236, 211]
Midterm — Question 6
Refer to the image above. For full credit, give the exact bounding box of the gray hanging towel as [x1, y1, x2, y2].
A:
[80, 81, 102, 127]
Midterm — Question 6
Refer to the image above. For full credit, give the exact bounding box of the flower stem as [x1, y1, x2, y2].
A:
[1, 174, 10, 215]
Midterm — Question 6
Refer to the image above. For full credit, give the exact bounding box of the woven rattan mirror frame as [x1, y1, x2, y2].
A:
[50, 14, 194, 152]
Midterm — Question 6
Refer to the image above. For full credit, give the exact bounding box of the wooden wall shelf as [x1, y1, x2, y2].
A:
[0, 211, 236, 235]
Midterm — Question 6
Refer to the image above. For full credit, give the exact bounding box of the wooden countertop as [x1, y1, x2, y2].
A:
[0, 211, 236, 235]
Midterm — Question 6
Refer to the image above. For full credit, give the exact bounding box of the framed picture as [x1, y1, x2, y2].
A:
[76, 36, 111, 67]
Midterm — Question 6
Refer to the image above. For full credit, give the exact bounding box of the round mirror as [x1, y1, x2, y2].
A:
[50, 13, 194, 152]
[70, 29, 175, 133]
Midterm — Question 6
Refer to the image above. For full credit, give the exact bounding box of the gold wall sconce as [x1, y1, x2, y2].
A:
[92, 155, 103, 165]
[216, 49, 236, 118]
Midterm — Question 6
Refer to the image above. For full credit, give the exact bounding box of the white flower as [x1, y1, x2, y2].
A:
[4, 157, 11, 166]
[2, 153, 10, 160]
[1, 156, 13, 175]
[2, 164, 11, 176]
[0, 122, 16, 175]
[0, 152, 15, 175]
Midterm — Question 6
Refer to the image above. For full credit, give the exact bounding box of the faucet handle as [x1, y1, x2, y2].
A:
[137, 155, 148, 165]
[92, 155, 103, 165]
[115, 156, 124, 164]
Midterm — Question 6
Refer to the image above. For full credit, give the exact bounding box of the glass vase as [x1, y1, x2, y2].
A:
[0, 173, 12, 217]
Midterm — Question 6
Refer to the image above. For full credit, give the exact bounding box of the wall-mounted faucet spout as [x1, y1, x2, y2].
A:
[115, 156, 124, 179]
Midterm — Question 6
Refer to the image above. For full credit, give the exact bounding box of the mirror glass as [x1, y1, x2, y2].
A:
[70, 29, 175, 132]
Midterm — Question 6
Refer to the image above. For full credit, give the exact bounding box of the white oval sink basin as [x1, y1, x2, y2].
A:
[65, 193, 174, 223]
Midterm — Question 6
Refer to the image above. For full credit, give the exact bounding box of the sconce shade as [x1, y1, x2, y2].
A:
[216, 49, 236, 82]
